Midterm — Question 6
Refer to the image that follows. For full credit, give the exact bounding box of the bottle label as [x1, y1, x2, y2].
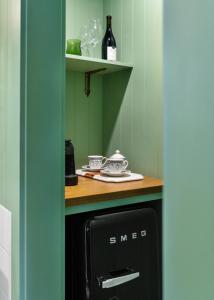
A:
[107, 47, 117, 61]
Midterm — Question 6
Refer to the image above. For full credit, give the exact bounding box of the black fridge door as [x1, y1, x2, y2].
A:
[84, 208, 161, 300]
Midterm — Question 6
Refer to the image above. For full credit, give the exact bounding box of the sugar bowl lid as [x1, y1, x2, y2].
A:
[109, 150, 126, 160]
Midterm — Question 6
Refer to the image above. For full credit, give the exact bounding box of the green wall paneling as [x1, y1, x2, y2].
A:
[20, 0, 65, 299]
[103, 69, 133, 153]
[0, 0, 21, 298]
[65, 71, 103, 168]
[66, 0, 103, 58]
[66, 0, 104, 168]
[66, 0, 163, 177]
[65, 193, 162, 215]
[164, 1, 214, 299]
[103, 0, 163, 178]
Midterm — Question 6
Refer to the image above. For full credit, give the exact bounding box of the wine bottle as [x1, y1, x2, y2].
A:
[102, 15, 117, 61]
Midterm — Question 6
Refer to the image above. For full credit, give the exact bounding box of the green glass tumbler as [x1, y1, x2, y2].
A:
[66, 39, 82, 56]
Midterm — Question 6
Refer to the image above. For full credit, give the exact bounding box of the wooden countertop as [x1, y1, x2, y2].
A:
[65, 176, 163, 207]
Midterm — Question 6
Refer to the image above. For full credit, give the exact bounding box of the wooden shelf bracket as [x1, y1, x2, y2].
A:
[85, 68, 106, 97]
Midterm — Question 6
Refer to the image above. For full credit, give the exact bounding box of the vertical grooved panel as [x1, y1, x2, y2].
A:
[0, 0, 20, 298]
[66, 0, 162, 177]
[66, 0, 104, 166]
[103, 0, 163, 178]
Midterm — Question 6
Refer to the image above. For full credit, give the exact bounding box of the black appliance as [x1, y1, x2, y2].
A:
[65, 139, 78, 186]
[66, 207, 161, 300]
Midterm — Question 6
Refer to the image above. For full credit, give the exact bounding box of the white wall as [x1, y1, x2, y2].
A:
[0, 205, 12, 300]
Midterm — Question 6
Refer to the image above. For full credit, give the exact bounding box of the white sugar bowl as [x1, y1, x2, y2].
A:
[103, 150, 128, 173]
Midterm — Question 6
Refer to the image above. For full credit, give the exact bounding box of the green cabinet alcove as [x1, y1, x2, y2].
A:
[0, 1, 162, 299]
[65, 0, 163, 178]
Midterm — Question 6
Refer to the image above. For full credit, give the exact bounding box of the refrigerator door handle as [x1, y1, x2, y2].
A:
[99, 271, 140, 289]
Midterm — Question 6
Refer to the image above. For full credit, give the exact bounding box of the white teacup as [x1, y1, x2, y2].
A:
[104, 160, 128, 173]
[88, 155, 106, 170]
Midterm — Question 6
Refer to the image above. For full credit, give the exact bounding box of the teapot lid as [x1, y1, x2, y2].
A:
[109, 150, 126, 160]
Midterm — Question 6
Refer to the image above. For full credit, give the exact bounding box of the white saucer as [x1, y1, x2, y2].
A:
[81, 165, 102, 172]
[100, 169, 131, 177]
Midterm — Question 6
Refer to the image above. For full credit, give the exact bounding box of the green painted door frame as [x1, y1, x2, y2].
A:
[20, 0, 65, 299]
[1, 0, 65, 298]
[164, 0, 214, 299]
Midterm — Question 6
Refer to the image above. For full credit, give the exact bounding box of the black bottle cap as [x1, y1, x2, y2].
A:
[107, 15, 112, 26]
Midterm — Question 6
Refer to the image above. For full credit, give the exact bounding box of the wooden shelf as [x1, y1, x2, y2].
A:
[66, 54, 133, 75]
[65, 176, 163, 208]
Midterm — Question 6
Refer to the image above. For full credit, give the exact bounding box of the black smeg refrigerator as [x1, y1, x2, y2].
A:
[66, 207, 161, 300]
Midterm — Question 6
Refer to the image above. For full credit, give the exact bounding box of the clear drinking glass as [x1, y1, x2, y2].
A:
[88, 19, 102, 57]
[80, 25, 90, 57]
[80, 19, 102, 58]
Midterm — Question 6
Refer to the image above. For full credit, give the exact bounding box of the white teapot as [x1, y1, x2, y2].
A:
[103, 150, 128, 173]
